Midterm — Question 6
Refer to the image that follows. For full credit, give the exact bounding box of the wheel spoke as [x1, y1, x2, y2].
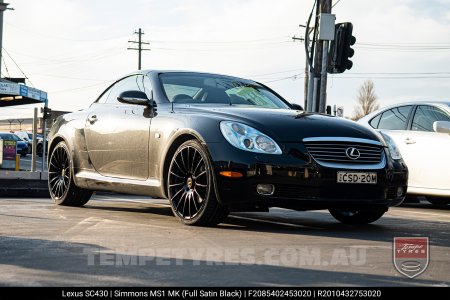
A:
[195, 170, 206, 178]
[170, 171, 184, 179]
[188, 192, 192, 218]
[194, 189, 204, 203]
[170, 186, 184, 201]
[186, 147, 190, 173]
[191, 192, 199, 211]
[180, 148, 187, 173]
[181, 192, 188, 217]
[169, 182, 184, 187]
[173, 159, 185, 175]
[190, 150, 197, 174]
[193, 157, 204, 175]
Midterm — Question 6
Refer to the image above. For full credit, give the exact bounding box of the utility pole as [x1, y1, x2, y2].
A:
[0, 0, 11, 77]
[312, 0, 332, 113]
[127, 28, 150, 70]
[292, 35, 306, 106]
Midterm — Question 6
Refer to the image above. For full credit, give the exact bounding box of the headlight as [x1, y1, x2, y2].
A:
[379, 132, 402, 160]
[220, 121, 282, 154]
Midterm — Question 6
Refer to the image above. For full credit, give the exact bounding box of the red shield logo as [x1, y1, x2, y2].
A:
[393, 237, 429, 278]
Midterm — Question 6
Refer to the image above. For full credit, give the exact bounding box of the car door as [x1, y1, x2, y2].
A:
[84, 75, 152, 180]
[398, 105, 450, 191]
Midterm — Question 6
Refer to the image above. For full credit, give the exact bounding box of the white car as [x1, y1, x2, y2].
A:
[358, 101, 450, 205]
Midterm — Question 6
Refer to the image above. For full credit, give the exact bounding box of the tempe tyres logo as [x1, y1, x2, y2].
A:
[393, 237, 429, 278]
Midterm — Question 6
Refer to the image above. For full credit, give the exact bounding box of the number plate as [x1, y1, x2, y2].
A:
[337, 172, 377, 184]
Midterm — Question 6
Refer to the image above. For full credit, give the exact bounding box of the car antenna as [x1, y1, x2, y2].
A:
[171, 100, 174, 113]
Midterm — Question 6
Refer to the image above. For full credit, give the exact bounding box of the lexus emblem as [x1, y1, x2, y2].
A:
[345, 147, 360, 160]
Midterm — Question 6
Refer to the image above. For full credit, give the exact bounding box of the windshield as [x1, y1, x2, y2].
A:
[159, 73, 290, 109]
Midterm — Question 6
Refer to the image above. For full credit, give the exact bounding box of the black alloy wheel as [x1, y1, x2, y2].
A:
[167, 140, 228, 226]
[48, 141, 92, 206]
[329, 208, 387, 224]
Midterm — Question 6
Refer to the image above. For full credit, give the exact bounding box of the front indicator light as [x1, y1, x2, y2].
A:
[219, 171, 244, 178]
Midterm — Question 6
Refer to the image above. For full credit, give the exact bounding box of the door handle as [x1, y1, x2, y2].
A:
[88, 115, 98, 124]
[405, 137, 416, 144]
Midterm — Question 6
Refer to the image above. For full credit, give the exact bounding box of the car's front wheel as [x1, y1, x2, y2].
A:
[329, 208, 387, 224]
[48, 141, 92, 206]
[426, 196, 450, 206]
[167, 140, 229, 226]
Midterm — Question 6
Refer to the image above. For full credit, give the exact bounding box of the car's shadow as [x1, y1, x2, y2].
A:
[82, 198, 450, 248]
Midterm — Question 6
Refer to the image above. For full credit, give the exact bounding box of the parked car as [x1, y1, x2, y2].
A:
[358, 101, 450, 205]
[0, 132, 28, 157]
[14, 131, 44, 156]
[47, 70, 408, 226]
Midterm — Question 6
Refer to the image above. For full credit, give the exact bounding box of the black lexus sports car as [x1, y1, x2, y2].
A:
[48, 70, 408, 226]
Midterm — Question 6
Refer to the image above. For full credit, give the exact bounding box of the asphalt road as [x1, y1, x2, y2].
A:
[0, 194, 449, 287]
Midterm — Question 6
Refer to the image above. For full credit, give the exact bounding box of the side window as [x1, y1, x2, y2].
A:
[369, 113, 382, 129]
[105, 75, 140, 104]
[412, 105, 450, 132]
[377, 106, 413, 130]
[136, 75, 153, 100]
[96, 83, 115, 104]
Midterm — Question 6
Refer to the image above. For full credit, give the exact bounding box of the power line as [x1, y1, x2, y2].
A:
[2, 47, 34, 87]
[332, 0, 343, 8]
[2, 56, 10, 77]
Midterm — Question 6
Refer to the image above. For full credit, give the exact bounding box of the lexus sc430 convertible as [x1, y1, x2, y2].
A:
[47, 70, 408, 226]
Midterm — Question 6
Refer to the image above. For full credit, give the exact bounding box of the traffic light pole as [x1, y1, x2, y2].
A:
[313, 0, 332, 113]
[319, 39, 329, 114]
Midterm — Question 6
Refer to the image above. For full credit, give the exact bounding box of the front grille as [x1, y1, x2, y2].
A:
[303, 139, 384, 166]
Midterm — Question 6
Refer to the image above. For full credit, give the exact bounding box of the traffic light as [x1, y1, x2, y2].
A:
[328, 22, 356, 74]
[41, 106, 52, 120]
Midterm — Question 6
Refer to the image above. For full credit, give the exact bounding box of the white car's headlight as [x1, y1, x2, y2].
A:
[220, 121, 282, 155]
[380, 132, 402, 160]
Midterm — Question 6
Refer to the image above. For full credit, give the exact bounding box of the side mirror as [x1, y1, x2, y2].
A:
[291, 103, 304, 111]
[117, 90, 150, 106]
[433, 121, 450, 134]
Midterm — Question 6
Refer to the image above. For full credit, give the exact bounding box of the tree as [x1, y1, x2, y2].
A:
[352, 79, 379, 120]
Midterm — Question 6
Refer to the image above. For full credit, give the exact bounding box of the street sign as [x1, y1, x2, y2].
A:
[0, 140, 17, 169]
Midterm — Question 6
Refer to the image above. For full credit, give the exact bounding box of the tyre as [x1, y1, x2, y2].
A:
[426, 196, 450, 206]
[329, 208, 387, 224]
[20, 152, 27, 157]
[167, 140, 229, 226]
[48, 141, 92, 206]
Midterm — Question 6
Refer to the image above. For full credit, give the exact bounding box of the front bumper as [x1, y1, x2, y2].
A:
[207, 142, 408, 212]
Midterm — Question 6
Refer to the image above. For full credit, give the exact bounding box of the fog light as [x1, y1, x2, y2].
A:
[256, 184, 275, 196]
[397, 187, 404, 198]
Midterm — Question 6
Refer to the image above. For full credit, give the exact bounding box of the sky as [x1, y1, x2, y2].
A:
[1, 0, 450, 120]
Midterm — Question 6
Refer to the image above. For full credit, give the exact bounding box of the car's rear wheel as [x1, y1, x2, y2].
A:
[48, 141, 92, 206]
[167, 140, 229, 226]
[426, 196, 450, 206]
[329, 208, 386, 224]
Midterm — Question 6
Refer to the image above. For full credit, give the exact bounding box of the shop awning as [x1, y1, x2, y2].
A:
[0, 81, 47, 107]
